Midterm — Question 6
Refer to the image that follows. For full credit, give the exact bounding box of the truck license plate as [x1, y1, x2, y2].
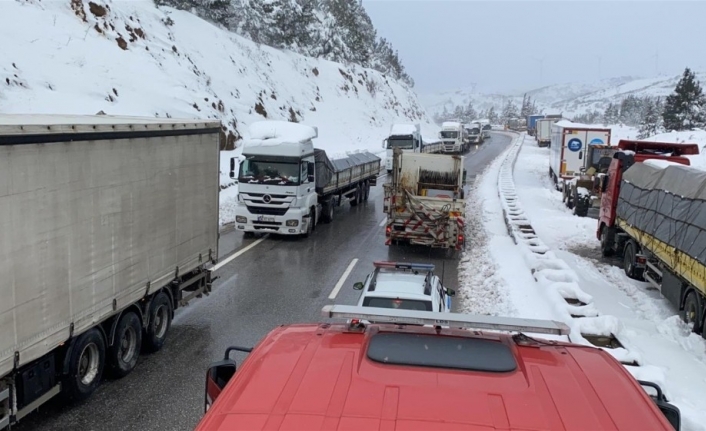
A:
[257, 215, 275, 222]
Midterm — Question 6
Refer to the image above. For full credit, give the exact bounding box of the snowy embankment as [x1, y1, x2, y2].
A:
[0, 0, 437, 226]
[461, 131, 706, 430]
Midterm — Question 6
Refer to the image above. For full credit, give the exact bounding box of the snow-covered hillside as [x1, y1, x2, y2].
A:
[0, 0, 435, 156]
[423, 71, 706, 119]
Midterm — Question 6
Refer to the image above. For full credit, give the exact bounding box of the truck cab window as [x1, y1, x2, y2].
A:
[301, 161, 309, 183]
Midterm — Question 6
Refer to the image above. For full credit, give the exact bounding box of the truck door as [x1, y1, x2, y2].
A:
[563, 130, 587, 177]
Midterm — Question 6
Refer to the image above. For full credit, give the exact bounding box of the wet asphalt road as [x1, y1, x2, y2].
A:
[16, 133, 513, 431]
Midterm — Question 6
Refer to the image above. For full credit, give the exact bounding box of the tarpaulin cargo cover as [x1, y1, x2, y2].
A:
[618, 161, 706, 266]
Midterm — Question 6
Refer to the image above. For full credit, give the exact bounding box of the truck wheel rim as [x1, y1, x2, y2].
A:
[685, 296, 697, 327]
[79, 343, 100, 385]
[119, 326, 137, 363]
[154, 305, 169, 339]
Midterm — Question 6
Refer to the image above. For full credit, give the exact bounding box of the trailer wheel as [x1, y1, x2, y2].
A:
[681, 290, 702, 333]
[623, 241, 642, 280]
[64, 328, 105, 401]
[322, 200, 334, 223]
[108, 311, 142, 378]
[350, 186, 359, 207]
[144, 292, 173, 353]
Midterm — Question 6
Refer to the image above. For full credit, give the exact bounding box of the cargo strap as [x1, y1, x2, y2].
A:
[388, 190, 464, 246]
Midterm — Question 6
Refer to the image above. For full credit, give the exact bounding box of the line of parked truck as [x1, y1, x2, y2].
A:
[523, 113, 706, 341]
[1, 113, 688, 431]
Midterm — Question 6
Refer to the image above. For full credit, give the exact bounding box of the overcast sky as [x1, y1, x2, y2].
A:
[363, 1, 706, 95]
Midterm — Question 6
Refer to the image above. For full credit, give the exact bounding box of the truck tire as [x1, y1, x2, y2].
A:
[321, 200, 334, 223]
[600, 226, 615, 257]
[64, 328, 105, 401]
[108, 311, 142, 378]
[681, 290, 701, 333]
[623, 241, 643, 280]
[350, 187, 359, 207]
[144, 292, 173, 353]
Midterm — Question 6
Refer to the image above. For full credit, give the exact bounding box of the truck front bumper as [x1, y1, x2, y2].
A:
[234, 206, 309, 235]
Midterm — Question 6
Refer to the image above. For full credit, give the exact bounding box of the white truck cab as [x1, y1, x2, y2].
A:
[439, 121, 465, 154]
[383, 124, 422, 173]
[352, 261, 455, 313]
[231, 121, 319, 236]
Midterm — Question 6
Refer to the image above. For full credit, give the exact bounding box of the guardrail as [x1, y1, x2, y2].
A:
[495, 132, 642, 368]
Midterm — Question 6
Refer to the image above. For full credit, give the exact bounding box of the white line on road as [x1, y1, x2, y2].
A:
[212, 236, 268, 272]
[329, 258, 359, 299]
[378, 217, 387, 227]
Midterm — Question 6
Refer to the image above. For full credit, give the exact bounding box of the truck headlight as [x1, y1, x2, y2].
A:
[286, 220, 299, 227]
[236, 216, 247, 223]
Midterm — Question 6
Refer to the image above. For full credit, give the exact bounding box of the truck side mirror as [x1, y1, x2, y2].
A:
[446, 288, 456, 297]
[657, 402, 681, 431]
[353, 282, 364, 290]
[204, 359, 237, 413]
[229, 157, 237, 179]
[382, 139, 387, 149]
[463, 169, 467, 182]
[601, 175, 609, 193]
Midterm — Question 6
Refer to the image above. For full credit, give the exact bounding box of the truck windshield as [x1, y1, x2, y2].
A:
[362, 297, 433, 311]
[440, 131, 458, 139]
[470, 128, 480, 134]
[239, 157, 300, 185]
[387, 138, 414, 149]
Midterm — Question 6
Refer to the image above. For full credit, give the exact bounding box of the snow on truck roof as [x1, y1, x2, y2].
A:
[554, 119, 610, 130]
[197, 322, 673, 431]
[389, 124, 418, 136]
[0, 114, 220, 136]
[441, 121, 462, 128]
[247, 120, 318, 146]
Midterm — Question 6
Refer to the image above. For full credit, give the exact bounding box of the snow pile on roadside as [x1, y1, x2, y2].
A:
[513, 134, 706, 430]
[0, 0, 436, 224]
[458, 132, 577, 342]
[495, 134, 637, 360]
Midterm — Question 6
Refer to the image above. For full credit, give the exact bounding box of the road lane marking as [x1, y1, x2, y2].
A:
[212, 236, 268, 272]
[378, 217, 387, 227]
[329, 258, 359, 299]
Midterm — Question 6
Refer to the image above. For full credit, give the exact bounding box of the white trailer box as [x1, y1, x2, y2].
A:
[549, 120, 611, 186]
[0, 114, 220, 427]
[536, 118, 559, 147]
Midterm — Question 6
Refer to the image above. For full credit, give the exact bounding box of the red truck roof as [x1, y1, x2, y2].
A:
[195, 322, 674, 430]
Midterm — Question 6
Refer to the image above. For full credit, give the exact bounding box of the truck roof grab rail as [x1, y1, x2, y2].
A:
[321, 305, 571, 336]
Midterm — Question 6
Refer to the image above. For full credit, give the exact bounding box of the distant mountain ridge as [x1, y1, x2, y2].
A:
[422, 72, 706, 119]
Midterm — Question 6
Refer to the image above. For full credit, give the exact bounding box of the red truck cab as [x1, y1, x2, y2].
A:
[597, 140, 698, 245]
[195, 305, 680, 431]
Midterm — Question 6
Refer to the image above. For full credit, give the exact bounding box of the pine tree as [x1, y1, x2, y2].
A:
[463, 101, 477, 123]
[500, 99, 519, 123]
[638, 98, 661, 139]
[487, 106, 499, 124]
[603, 102, 619, 124]
[662, 67, 706, 131]
[520, 94, 535, 118]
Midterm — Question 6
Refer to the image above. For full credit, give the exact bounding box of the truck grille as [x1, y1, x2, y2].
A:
[247, 206, 288, 216]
